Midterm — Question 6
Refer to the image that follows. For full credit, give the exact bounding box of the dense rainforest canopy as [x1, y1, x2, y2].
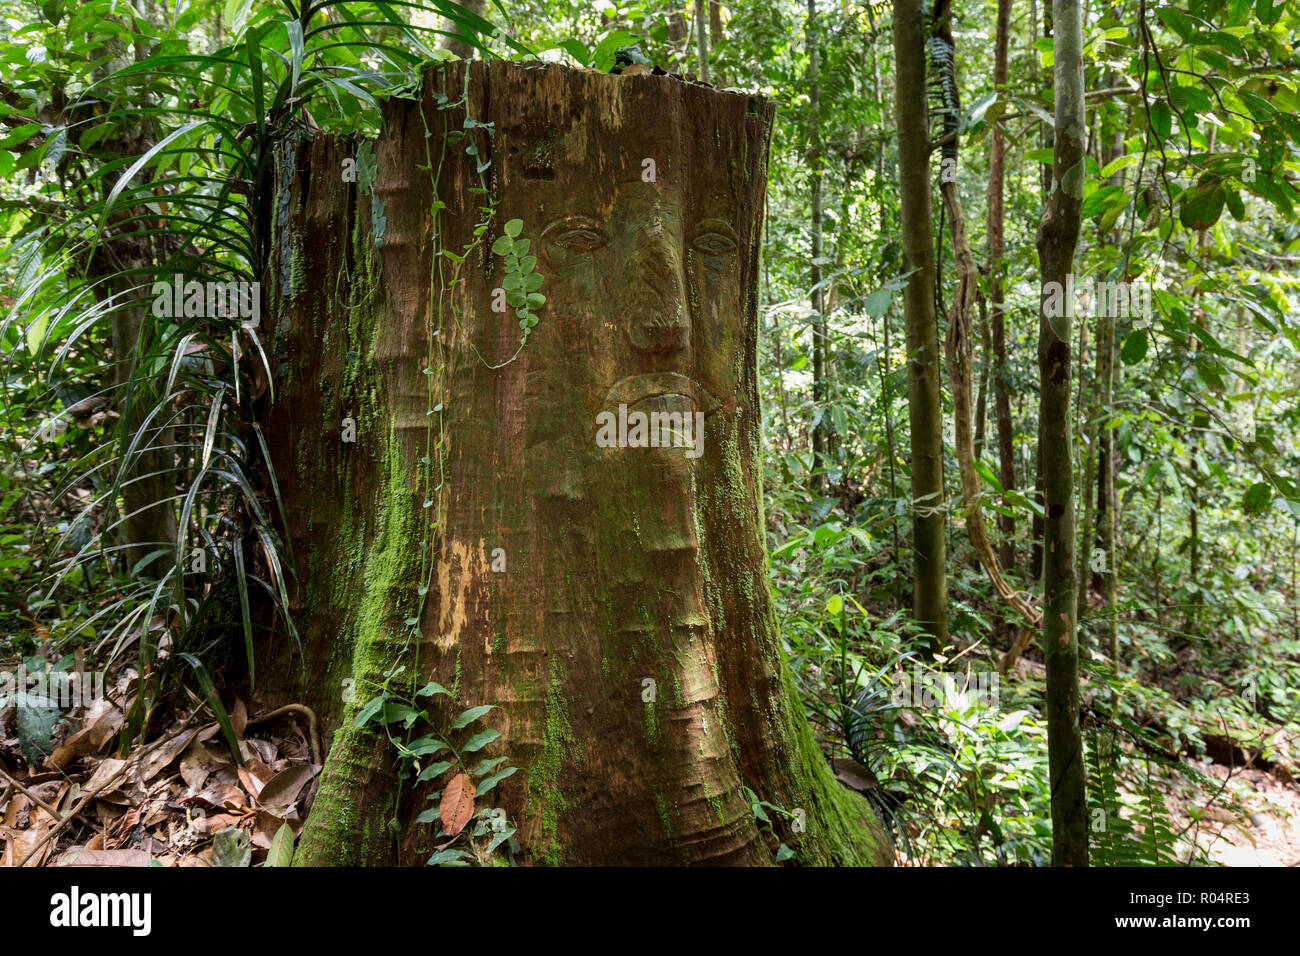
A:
[0, 0, 1297, 878]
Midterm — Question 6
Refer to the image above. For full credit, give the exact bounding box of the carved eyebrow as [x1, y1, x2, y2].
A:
[541, 215, 606, 239]
[693, 219, 738, 241]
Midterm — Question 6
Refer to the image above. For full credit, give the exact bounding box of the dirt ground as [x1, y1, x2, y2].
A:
[1176, 760, 1300, 867]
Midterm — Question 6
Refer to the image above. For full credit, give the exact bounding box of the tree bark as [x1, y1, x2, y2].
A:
[1036, 0, 1088, 866]
[1030, 0, 1053, 579]
[987, 0, 1017, 573]
[1096, 306, 1118, 659]
[1076, 326, 1098, 634]
[710, 0, 725, 86]
[808, 0, 829, 487]
[1083, 79, 1125, 658]
[437, 0, 486, 59]
[893, 0, 948, 653]
[257, 61, 890, 867]
[696, 0, 710, 82]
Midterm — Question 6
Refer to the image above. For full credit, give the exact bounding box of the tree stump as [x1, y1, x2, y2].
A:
[258, 60, 888, 866]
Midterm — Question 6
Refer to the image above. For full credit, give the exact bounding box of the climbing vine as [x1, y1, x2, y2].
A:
[350, 61, 546, 864]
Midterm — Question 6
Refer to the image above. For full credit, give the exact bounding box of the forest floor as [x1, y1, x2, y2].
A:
[1174, 761, 1300, 867]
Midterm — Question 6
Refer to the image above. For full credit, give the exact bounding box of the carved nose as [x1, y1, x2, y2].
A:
[627, 225, 689, 353]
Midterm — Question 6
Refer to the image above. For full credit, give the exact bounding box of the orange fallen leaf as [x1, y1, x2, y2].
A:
[439, 772, 474, 836]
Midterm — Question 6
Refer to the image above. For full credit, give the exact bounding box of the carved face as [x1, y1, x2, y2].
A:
[506, 105, 752, 653]
[518, 148, 747, 459]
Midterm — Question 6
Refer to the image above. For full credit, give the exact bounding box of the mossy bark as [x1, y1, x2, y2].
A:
[256, 61, 889, 867]
[892, 0, 949, 653]
[1036, 1, 1089, 867]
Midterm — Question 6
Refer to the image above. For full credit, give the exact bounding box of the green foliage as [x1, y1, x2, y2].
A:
[2, 0, 1298, 869]
[264, 822, 296, 867]
[743, 786, 798, 864]
[1086, 726, 1186, 867]
[492, 218, 545, 341]
[354, 673, 518, 867]
[0, 0, 516, 750]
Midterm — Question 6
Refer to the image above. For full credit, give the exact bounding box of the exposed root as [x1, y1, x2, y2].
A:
[248, 703, 322, 765]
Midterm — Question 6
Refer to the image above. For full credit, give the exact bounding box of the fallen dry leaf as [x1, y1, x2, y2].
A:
[236, 758, 275, 800]
[440, 772, 475, 837]
[3, 792, 28, 827]
[251, 809, 300, 848]
[256, 764, 313, 811]
[0, 806, 55, 867]
[83, 757, 127, 795]
[240, 738, 277, 766]
[197, 812, 246, 834]
[139, 726, 202, 783]
[831, 757, 880, 793]
[231, 698, 248, 739]
[47, 700, 123, 770]
[55, 848, 154, 867]
[179, 784, 248, 814]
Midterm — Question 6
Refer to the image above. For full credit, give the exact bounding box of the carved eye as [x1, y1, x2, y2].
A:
[692, 220, 738, 257]
[553, 228, 605, 252]
[543, 216, 608, 260]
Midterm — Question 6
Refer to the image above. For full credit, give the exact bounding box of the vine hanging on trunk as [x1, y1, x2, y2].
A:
[924, 2, 1043, 665]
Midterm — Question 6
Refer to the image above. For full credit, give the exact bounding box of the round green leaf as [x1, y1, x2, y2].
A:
[1243, 481, 1273, 516]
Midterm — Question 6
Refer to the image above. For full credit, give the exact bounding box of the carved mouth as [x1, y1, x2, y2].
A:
[602, 372, 718, 416]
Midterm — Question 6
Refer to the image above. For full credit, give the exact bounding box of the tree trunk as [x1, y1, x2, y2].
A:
[1097, 309, 1118, 660]
[1090, 90, 1125, 661]
[1076, 326, 1099, 633]
[893, 0, 949, 653]
[1030, 0, 1053, 579]
[1036, 0, 1088, 866]
[973, 291, 989, 460]
[695, 0, 710, 82]
[257, 61, 889, 867]
[987, 0, 1016, 573]
[808, 0, 830, 487]
[436, 0, 486, 59]
[709, 0, 725, 86]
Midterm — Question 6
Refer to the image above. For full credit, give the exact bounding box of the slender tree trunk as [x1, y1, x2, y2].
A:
[1097, 311, 1118, 659]
[987, 0, 1016, 573]
[1032, 424, 1045, 579]
[709, 1, 724, 85]
[1184, 211, 1212, 640]
[808, 0, 829, 488]
[937, 13, 1042, 636]
[259, 61, 889, 867]
[893, 0, 948, 653]
[695, 0, 710, 82]
[667, 12, 689, 72]
[436, 0, 486, 59]
[1031, 0, 1054, 578]
[1078, 113, 1121, 638]
[974, 292, 990, 460]
[107, 276, 178, 567]
[1077, 326, 1099, 634]
[82, 27, 178, 569]
[1036, 0, 1088, 867]
[871, 35, 902, 610]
